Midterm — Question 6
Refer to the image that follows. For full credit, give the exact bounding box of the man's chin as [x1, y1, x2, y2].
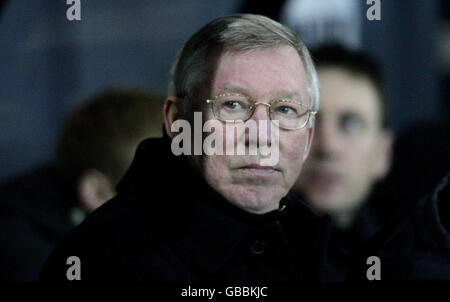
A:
[222, 185, 285, 214]
[233, 199, 279, 214]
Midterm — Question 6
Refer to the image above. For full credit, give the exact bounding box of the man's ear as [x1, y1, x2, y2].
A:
[163, 96, 180, 139]
[303, 120, 315, 161]
[78, 169, 115, 213]
[373, 130, 394, 179]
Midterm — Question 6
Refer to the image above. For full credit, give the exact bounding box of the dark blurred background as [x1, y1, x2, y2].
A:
[0, 0, 448, 187]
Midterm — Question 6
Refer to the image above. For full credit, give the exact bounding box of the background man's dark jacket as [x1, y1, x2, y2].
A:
[0, 165, 77, 281]
[347, 172, 450, 280]
[39, 136, 450, 281]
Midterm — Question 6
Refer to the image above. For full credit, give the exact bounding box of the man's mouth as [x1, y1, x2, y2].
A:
[239, 164, 279, 175]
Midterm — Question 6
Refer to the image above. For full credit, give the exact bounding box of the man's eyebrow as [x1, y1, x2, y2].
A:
[216, 86, 308, 104]
[271, 90, 311, 107]
[272, 90, 302, 100]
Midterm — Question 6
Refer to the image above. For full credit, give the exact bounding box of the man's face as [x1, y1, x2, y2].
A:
[295, 66, 391, 216]
[192, 46, 313, 214]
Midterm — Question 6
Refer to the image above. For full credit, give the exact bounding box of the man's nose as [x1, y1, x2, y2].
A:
[247, 104, 272, 146]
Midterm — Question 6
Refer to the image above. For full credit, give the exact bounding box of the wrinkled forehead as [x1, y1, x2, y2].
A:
[209, 46, 309, 103]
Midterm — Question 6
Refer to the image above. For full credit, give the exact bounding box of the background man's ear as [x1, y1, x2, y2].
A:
[374, 130, 394, 179]
[78, 169, 115, 213]
[303, 121, 315, 161]
[163, 96, 180, 138]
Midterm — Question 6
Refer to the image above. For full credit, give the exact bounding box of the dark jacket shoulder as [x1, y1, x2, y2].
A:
[346, 173, 450, 280]
[0, 165, 75, 281]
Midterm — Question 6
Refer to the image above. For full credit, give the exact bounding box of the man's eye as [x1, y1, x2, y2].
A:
[223, 101, 242, 110]
[340, 113, 364, 133]
[276, 106, 296, 115]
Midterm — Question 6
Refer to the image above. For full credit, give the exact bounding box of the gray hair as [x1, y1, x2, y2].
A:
[168, 14, 319, 113]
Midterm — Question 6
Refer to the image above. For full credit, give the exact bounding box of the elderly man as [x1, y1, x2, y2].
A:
[40, 14, 329, 282]
[40, 15, 449, 283]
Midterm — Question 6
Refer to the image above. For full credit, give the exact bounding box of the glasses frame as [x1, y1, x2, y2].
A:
[205, 93, 316, 130]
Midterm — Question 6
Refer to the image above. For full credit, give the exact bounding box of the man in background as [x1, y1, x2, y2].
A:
[294, 44, 393, 239]
[0, 89, 163, 281]
[294, 44, 450, 281]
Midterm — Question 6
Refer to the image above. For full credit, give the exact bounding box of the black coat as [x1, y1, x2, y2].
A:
[346, 172, 450, 280]
[39, 136, 338, 282]
[39, 136, 450, 282]
[0, 165, 77, 281]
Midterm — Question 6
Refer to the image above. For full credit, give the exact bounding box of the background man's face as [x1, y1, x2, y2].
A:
[295, 66, 391, 216]
[195, 46, 313, 214]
